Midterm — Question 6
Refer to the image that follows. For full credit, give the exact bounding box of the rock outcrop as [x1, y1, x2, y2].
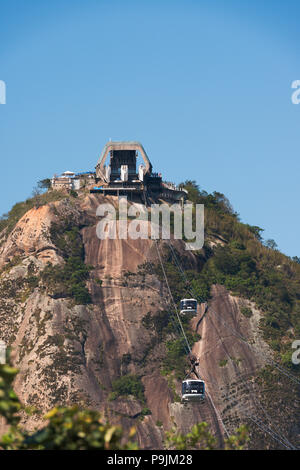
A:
[0, 193, 298, 449]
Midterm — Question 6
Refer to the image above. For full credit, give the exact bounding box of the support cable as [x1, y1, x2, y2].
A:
[154, 240, 230, 438]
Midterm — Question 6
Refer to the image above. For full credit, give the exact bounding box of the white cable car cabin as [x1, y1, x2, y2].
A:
[182, 379, 205, 402]
[180, 298, 197, 315]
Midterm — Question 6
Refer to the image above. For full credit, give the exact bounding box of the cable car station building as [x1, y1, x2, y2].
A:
[92, 141, 187, 202]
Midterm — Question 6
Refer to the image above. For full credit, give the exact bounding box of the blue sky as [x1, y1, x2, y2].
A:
[0, 0, 300, 256]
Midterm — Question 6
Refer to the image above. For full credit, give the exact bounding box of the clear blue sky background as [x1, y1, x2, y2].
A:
[0, 0, 299, 256]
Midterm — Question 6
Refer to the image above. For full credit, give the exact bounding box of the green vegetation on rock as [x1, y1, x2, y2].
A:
[41, 220, 92, 304]
[178, 180, 300, 364]
[109, 374, 146, 403]
[0, 191, 66, 234]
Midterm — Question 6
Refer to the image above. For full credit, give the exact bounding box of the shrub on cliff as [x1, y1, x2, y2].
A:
[41, 221, 92, 304]
[109, 374, 145, 403]
[0, 191, 65, 234]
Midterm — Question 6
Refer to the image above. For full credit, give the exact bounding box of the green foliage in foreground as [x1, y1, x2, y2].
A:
[0, 361, 249, 450]
[2, 405, 138, 450]
[0, 361, 137, 450]
[0, 364, 22, 427]
[165, 422, 217, 450]
[165, 422, 249, 450]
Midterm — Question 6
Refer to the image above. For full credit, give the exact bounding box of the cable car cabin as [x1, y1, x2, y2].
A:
[180, 299, 197, 315]
[182, 379, 205, 402]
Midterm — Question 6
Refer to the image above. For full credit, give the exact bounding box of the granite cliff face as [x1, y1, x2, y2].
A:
[0, 193, 298, 449]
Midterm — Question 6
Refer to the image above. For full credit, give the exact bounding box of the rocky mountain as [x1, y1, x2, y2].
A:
[0, 187, 299, 449]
